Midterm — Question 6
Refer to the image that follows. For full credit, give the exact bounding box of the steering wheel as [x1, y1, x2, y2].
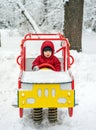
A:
[38, 63, 56, 71]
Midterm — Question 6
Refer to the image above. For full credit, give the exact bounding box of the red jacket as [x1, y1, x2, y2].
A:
[32, 41, 61, 71]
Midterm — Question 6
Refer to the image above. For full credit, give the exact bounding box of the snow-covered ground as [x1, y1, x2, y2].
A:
[0, 30, 96, 130]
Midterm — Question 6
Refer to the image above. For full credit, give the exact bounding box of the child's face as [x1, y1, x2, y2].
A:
[43, 51, 52, 58]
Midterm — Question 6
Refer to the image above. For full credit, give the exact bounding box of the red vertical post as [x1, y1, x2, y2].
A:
[63, 47, 66, 71]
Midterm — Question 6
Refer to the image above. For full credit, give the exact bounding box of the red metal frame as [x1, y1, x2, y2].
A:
[17, 33, 75, 118]
[17, 33, 74, 72]
[68, 71, 75, 117]
[68, 108, 73, 117]
[19, 108, 23, 118]
[18, 71, 23, 89]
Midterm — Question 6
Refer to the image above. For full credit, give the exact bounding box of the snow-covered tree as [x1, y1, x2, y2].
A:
[0, 0, 96, 34]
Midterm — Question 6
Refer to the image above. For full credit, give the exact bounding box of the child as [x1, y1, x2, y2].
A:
[32, 40, 61, 71]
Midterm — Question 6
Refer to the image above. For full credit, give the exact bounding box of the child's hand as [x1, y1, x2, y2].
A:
[33, 66, 39, 71]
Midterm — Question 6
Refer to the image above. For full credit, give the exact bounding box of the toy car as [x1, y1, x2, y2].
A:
[16, 33, 75, 122]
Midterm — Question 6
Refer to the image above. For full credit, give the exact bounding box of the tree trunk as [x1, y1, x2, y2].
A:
[64, 0, 84, 52]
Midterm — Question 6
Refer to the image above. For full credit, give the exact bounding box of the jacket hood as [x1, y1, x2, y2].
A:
[41, 41, 55, 56]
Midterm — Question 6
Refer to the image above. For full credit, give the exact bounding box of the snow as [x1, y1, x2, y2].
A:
[21, 70, 72, 83]
[0, 0, 96, 129]
[0, 30, 96, 130]
[82, 30, 96, 53]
